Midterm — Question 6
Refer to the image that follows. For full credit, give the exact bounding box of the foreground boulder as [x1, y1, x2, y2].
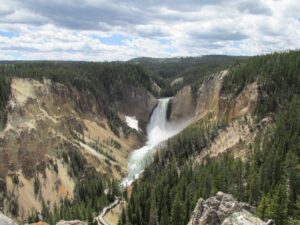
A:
[0, 212, 18, 225]
[188, 192, 268, 225]
[56, 221, 87, 225]
[29, 222, 49, 225]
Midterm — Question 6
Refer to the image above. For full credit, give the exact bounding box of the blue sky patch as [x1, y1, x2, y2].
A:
[92, 34, 126, 45]
[159, 38, 171, 45]
[0, 30, 17, 38]
[165, 47, 176, 54]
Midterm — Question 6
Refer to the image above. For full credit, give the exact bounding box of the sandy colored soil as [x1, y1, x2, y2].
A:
[196, 116, 256, 163]
[103, 202, 124, 225]
[5, 159, 75, 218]
[1, 78, 142, 220]
[11, 79, 37, 106]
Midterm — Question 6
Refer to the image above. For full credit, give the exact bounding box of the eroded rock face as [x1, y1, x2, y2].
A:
[194, 71, 226, 121]
[169, 71, 226, 122]
[169, 86, 196, 121]
[115, 85, 158, 127]
[188, 192, 265, 225]
[170, 70, 259, 123]
[218, 82, 258, 121]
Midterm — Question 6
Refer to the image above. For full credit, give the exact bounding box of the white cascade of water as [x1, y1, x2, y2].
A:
[122, 98, 190, 187]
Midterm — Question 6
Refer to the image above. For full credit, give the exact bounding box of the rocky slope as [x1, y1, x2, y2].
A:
[169, 85, 196, 121]
[188, 192, 270, 225]
[169, 70, 263, 160]
[115, 83, 158, 128]
[0, 78, 156, 220]
[170, 70, 258, 123]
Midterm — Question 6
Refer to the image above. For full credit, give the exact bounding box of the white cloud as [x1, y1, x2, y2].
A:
[0, 9, 48, 25]
[0, 0, 299, 60]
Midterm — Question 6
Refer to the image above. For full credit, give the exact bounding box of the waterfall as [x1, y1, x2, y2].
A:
[122, 98, 190, 187]
[147, 98, 170, 146]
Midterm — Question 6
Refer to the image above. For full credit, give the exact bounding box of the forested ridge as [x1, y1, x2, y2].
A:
[0, 62, 152, 224]
[0, 57, 245, 131]
[129, 55, 247, 97]
[123, 51, 300, 225]
[222, 50, 300, 118]
[129, 55, 246, 79]
[0, 61, 156, 133]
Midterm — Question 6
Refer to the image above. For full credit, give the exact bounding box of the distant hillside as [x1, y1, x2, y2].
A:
[129, 55, 248, 96]
[129, 55, 248, 78]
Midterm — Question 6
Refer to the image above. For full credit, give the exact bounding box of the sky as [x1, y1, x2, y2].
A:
[0, 0, 299, 61]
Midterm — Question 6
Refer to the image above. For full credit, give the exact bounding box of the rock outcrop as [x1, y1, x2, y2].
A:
[188, 192, 267, 225]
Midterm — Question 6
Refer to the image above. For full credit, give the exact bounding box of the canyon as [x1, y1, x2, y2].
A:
[0, 51, 299, 225]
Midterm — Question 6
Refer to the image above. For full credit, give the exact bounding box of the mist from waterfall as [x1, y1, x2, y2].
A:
[122, 98, 191, 187]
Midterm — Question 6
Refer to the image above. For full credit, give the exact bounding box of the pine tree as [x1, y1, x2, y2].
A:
[257, 194, 272, 220]
[268, 186, 289, 225]
[118, 207, 126, 225]
[285, 151, 300, 216]
[171, 194, 185, 225]
[149, 190, 158, 225]
[184, 195, 191, 224]
[159, 206, 170, 225]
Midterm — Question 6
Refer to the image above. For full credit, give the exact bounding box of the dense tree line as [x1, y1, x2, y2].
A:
[28, 177, 120, 225]
[28, 148, 121, 225]
[0, 62, 156, 134]
[124, 96, 300, 225]
[124, 51, 300, 225]
[0, 76, 11, 127]
[130, 55, 246, 79]
[222, 50, 300, 118]
[130, 55, 247, 97]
